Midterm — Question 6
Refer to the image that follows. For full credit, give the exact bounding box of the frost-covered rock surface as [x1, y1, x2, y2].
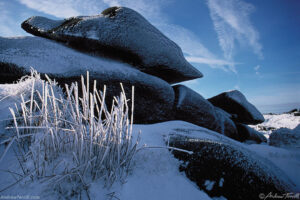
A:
[169, 130, 295, 199]
[173, 85, 238, 139]
[208, 90, 265, 125]
[0, 36, 175, 123]
[21, 7, 203, 84]
[269, 125, 300, 148]
[235, 123, 267, 143]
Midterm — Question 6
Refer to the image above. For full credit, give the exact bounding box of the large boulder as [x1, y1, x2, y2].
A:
[172, 85, 238, 139]
[235, 123, 267, 143]
[0, 36, 175, 123]
[208, 90, 264, 125]
[168, 133, 295, 200]
[269, 124, 300, 148]
[21, 7, 203, 84]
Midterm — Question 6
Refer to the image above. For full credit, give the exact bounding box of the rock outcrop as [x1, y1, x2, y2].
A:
[0, 36, 175, 123]
[235, 123, 267, 143]
[21, 7, 203, 84]
[269, 124, 300, 148]
[172, 85, 238, 139]
[169, 133, 294, 199]
[208, 90, 264, 125]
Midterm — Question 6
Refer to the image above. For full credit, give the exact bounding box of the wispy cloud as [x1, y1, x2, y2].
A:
[186, 57, 237, 69]
[207, 0, 263, 62]
[254, 64, 261, 75]
[156, 23, 234, 71]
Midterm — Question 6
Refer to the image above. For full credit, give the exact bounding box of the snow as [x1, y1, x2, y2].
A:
[218, 178, 224, 187]
[0, 36, 173, 100]
[1, 79, 299, 198]
[226, 90, 264, 122]
[0, 36, 139, 76]
[204, 180, 215, 191]
[0, 75, 46, 132]
[269, 125, 300, 148]
[22, 7, 203, 83]
[246, 143, 300, 191]
[248, 113, 300, 190]
[23, 16, 64, 33]
[250, 113, 300, 138]
[257, 114, 299, 130]
[0, 79, 211, 200]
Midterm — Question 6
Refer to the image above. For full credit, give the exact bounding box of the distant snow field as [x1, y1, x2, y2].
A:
[250, 113, 300, 138]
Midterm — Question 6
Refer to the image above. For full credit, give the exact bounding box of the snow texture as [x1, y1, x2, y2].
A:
[0, 76, 46, 133]
[258, 113, 299, 130]
[0, 36, 144, 76]
[245, 143, 300, 191]
[269, 125, 300, 148]
[0, 96, 299, 198]
[23, 16, 64, 33]
[0, 76, 210, 200]
[1, 77, 299, 199]
[204, 180, 215, 191]
[21, 7, 203, 83]
[251, 113, 300, 139]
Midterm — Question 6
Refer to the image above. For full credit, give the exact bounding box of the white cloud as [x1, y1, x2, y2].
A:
[254, 64, 261, 76]
[254, 65, 260, 71]
[207, 0, 263, 61]
[234, 84, 240, 90]
[185, 56, 236, 70]
[156, 23, 235, 72]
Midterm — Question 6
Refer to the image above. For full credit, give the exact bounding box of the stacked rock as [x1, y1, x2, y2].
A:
[208, 90, 267, 143]
[1, 6, 265, 142]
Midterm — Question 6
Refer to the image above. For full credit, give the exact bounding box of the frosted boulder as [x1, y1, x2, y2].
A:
[21, 7, 203, 84]
[173, 85, 238, 139]
[208, 90, 264, 125]
[235, 123, 267, 143]
[269, 124, 300, 148]
[0, 36, 175, 123]
[169, 134, 294, 199]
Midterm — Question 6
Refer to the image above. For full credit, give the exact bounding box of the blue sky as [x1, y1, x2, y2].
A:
[0, 0, 299, 113]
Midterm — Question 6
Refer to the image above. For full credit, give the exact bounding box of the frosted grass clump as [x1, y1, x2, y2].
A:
[0, 71, 138, 197]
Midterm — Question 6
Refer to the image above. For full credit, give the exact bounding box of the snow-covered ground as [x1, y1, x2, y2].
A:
[0, 76, 211, 200]
[0, 122, 213, 200]
[248, 113, 300, 190]
[0, 78, 299, 199]
[250, 113, 300, 138]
